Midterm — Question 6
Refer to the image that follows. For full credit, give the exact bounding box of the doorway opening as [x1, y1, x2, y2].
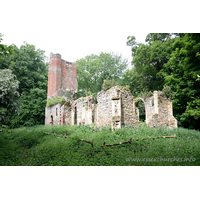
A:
[51, 115, 53, 125]
[136, 99, 146, 122]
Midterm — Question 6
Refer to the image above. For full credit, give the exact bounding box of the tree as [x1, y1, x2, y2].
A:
[76, 52, 128, 98]
[122, 68, 145, 97]
[0, 34, 13, 71]
[159, 33, 200, 129]
[125, 34, 175, 95]
[101, 78, 118, 91]
[0, 69, 19, 125]
[1, 42, 48, 127]
[11, 88, 47, 128]
[0, 33, 13, 58]
[7, 42, 48, 94]
[145, 33, 173, 44]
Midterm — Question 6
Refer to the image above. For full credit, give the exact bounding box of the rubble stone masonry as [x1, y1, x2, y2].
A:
[45, 53, 177, 129]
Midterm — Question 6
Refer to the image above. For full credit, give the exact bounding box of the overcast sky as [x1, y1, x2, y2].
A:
[1, 0, 198, 68]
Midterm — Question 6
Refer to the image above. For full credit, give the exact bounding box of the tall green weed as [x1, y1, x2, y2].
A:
[0, 125, 199, 166]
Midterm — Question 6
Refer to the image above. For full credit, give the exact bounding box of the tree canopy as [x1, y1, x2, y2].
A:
[124, 33, 176, 96]
[125, 33, 200, 129]
[0, 42, 48, 127]
[0, 33, 13, 58]
[76, 52, 128, 98]
[159, 33, 200, 129]
[0, 69, 19, 125]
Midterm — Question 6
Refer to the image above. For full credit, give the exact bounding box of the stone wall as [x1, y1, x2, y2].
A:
[96, 90, 112, 128]
[120, 87, 138, 127]
[45, 103, 62, 126]
[61, 101, 72, 125]
[45, 87, 177, 129]
[71, 95, 95, 126]
[140, 91, 177, 128]
[96, 86, 138, 129]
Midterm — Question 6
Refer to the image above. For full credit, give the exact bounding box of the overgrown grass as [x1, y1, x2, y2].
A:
[46, 96, 66, 107]
[0, 124, 200, 166]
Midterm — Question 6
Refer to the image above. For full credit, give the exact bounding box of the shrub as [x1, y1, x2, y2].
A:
[46, 96, 66, 107]
[162, 85, 174, 99]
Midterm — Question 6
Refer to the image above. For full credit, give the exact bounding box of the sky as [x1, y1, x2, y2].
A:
[0, 0, 147, 67]
[1, 0, 191, 68]
[1, 0, 198, 68]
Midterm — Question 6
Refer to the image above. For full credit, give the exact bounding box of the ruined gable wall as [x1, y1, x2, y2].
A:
[96, 86, 138, 128]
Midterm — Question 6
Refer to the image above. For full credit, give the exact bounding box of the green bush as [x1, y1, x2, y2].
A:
[46, 96, 66, 107]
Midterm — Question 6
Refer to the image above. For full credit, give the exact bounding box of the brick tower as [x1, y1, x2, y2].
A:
[47, 53, 78, 100]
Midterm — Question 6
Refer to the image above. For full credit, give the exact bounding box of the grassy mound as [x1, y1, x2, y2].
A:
[0, 125, 200, 166]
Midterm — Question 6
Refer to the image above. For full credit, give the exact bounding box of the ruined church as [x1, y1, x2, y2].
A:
[45, 53, 177, 129]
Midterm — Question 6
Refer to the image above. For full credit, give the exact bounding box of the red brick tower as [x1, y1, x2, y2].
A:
[47, 53, 78, 100]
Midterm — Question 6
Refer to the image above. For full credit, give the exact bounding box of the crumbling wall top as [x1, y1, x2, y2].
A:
[50, 53, 61, 58]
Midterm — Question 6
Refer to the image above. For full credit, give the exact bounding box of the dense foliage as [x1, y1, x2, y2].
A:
[0, 69, 19, 125]
[11, 88, 47, 127]
[101, 78, 119, 91]
[0, 33, 13, 58]
[0, 39, 48, 128]
[0, 124, 200, 166]
[46, 96, 66, 108]
[159, 34, 200, 129]
[124, 33, 176, 96]
[125, 33, 200, 129]
[76, 52, 128, 98]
